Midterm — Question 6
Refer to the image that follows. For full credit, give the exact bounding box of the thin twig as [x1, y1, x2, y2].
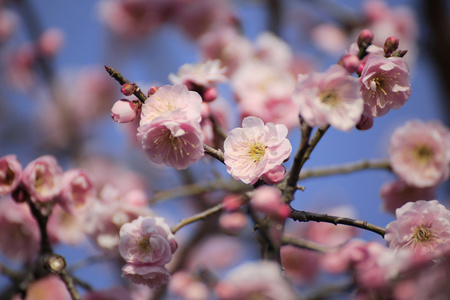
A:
[300, 158, 391, 180]
[282, 236, 330, 254]
[290, 208, 386, 237]
[171, 203, 224, 234]
[203, 144, 225, 164]
[104, 65, 147, 103]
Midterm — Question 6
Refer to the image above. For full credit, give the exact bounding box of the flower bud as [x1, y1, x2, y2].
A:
[262, 165, 286, 185]
[356, 110, 374, 131]
[202, 86, 218, 102]
[338, 54, 360, 74]
[383, 36, 399, 56]
[357, 29, 374, 49]
[148, 86, 159, 97]
[121, 83, 135, 96]
[111, 99, 141, 123]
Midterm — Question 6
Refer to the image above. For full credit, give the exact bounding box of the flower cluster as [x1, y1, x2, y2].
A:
[119, 216, 177, 288]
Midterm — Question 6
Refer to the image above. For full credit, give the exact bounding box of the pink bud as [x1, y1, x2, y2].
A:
[339, 54, 360, 73]
[251, 185, 284, 216]
[222, 194, 244, 212]
[148, 86, 159, 97]
[384, 36, 399, 56]
[357, 29, 374, 49]
[111, 99, 140, 123]
[121, 83, 135, 96]
[0, 154, 22, 195]
[356, 108, 374, 131]
[277, 204, 291, 220]
[58, 169, 95, 215]
[38, 28, 64, 57]
[202, 86, 218, 102]
[219, 212, 247, 235]
[262, 165, 286, 185]
[356, 61, 366, 77]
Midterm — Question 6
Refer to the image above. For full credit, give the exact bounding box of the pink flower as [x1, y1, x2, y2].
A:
[119, 216, 177, 264]
[0, 198, 39, 262]
[168, 60, 227, 88]
[22, 155, 63, 202]
[293, 65, 364, 131]
[122, 263, 170, 289]
[224, 117, 292, 185]
[111, 99, 141, 123]
[389, 120, 450, 188]
[215, 261, 297, 300]
[0, 154, 22, 195]
[359, 55, 411, 117]
[251, 185, 290, 219]
[137, 117, 205, 170]
[261, 165, 286, 185]
[83, 286, 132, 300]
[380, 180, 436, 214]
[140, 84, 202, 126]
[47, 205, 86, 245]
[12, 275, 71, 300]
[218, 211, 248, 235]
[385, 200, 450, 257]
[169, 271, 210, 300]
[281, 245, 320, 284]
[58, 169, 95, 215]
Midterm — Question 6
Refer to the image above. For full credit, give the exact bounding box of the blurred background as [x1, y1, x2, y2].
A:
[0, 0, 449, 298]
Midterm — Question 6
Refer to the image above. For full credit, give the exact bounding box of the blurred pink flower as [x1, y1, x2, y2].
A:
[169, 59, 227, 88]
[360, 55, 411, 117]
[0, 198, 39, 262]
[47, 205, 86, 245]
[122, 263, 170, 289]
[58, 169, 95, 215]
[389, 120, 450, 188]
[254, 31, 294, 71]
[218, 211, 248, 235]
[231, 59, 299, 129]
[251, 185, 290, 219]
[293, 65, 364, 131]
[169, 271, 210, 300]
[311, 23, 348, 55]
[281, 245, 321, 284]
[215, 261, 296, 300]
[385, 200, 450, 258]
[119, 216, 177, 264]
[380, 180, 436, 214]
[137, 117, 204, 170]
[12, 275, 71, 300]
[224, 116, 292, 185]
[83, 286, 132, 300]
[0, 154, 22, 195]
[37, 27, 65, 57]
[22, 155, 63, 203]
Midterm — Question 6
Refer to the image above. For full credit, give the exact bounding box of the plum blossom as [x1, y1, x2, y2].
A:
[223, 117, 292, 185]
[359, 55, 411, 117]
[58, 169, 95, 215]
[111, 99, 141, 123]
[122, 263, 171, 289]
[293, 65, 364, 131]
[169, 271, 210, 300]
[389, 120, 450, 188]
[140, 84, 202, 126]
[11, 275, 71, 300]
[0, 154, 22, 195]
[215, 261, 297, 300]
[168, 60, 227, 89]
[385, 200, 450, 258]
[119, 216, 177, 265]
[21, 155, 63, 202]
[137, 116, 204, 170]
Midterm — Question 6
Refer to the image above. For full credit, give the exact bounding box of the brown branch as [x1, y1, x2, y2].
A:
[203, 144, 225, 164]
[281, 236, 329, 254]
[104, 65, 147, 103]
[300, 158, 391, 180]
[171, 203, 224, 234]
[290, 208, 386, 237]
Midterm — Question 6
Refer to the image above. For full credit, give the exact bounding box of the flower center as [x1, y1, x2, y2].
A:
[248, 143, 266, 162]
[414, 145, 434, 164]
[320, 90, 338, 106]
[138, 237, 152, 253]
[0, 167, 15, 185]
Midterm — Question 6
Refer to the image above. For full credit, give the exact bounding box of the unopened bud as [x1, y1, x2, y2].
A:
[111, 99, 141, 123]
[339, 54, 360, 73]
[357, 29, 374, 49]
[148, 86, 159, 97]
[262, 165, 286, 185]
[356, 111, 374, 131]
[356, 61, 366, 77]
[202, 86, 218, 102]
[121, 83, 135, 96]
[384, 36, 399, 56]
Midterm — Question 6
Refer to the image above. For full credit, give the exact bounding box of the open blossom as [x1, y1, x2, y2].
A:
[360, 55, 411, 117]
[58, 169, 95, 215]
[137, 116, 204, 170]
[168, 60, 227, 88]
[215, 261, 297, 300]
[119, 216, 177, 265]
[389, 120, 450, 188]
[224, 117, 292, 185]
[0, 154, 22, 195]
[140, 84, 202, 126]
[21, 155, 63, 202]
[293, 65, 364, 131]
[385, 200, 450, 257]
[122, 263, 170, 289]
